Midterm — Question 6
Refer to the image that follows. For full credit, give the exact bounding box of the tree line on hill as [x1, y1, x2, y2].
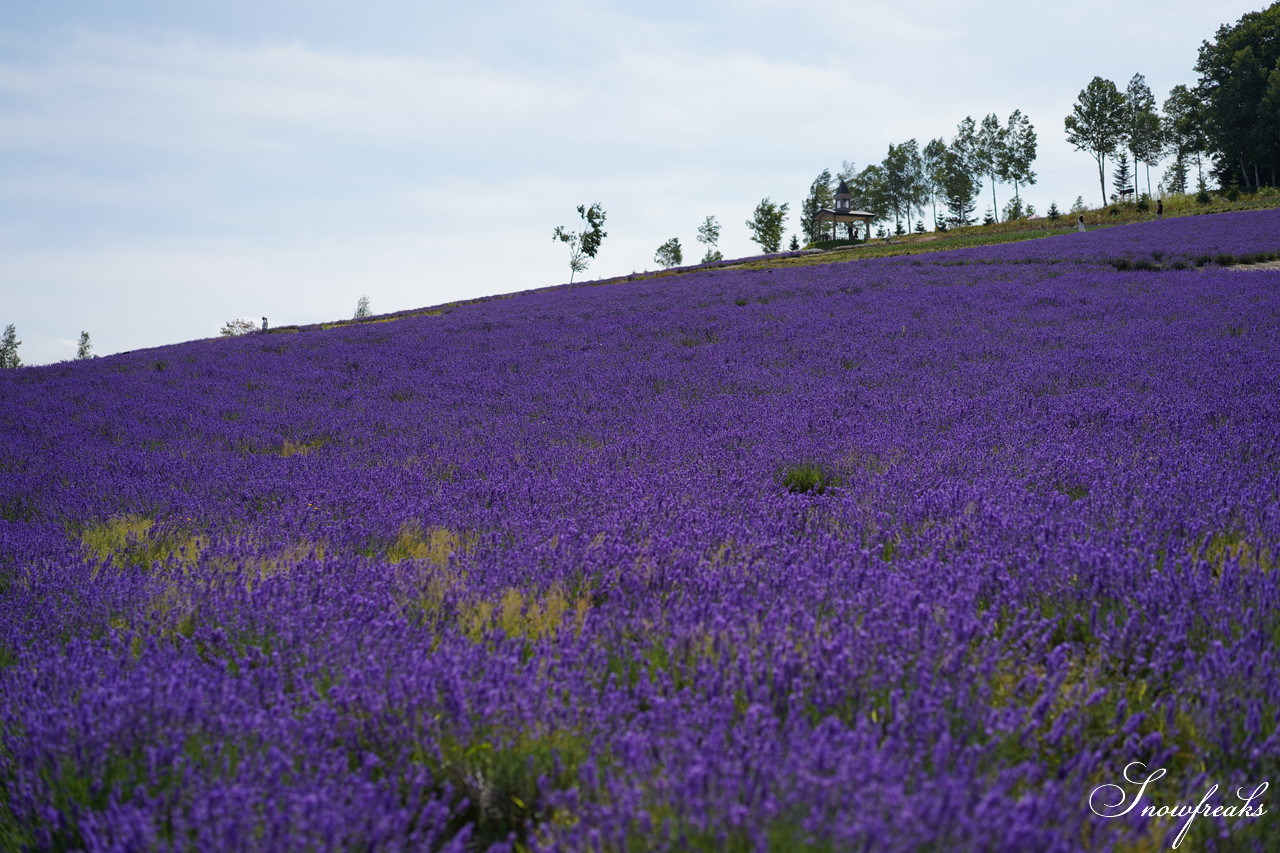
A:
[643, 5, 1280, 262]
[1193, 5, 1279, 192]
[1067, 5, 1279, 207]
[803, 107, 1038, 239]
[543, 6, 1280, 279]
[554, 201, 793, 276]
[807, 5, 1279, 237]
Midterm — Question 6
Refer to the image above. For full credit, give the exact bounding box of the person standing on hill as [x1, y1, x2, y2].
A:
[1156, 199, 1164, 219]
[1077, 215, 1086, 233]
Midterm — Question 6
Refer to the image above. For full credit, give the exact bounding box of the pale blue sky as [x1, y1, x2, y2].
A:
[1, 1, 1262, 363]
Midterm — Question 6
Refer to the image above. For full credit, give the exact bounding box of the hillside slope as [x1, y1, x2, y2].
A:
[3, 209, 1280, 851]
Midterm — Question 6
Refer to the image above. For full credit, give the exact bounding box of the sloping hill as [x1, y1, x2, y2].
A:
[3, 209, 1280, 850]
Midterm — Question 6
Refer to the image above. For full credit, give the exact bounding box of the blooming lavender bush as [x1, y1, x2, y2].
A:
[2, 210, 1279, 851]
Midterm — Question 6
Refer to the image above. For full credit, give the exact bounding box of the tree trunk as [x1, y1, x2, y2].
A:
[1098, 154, 1108, 207]
[990, 174, 998, 222]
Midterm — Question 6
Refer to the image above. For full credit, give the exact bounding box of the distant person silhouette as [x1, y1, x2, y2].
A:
[1077, 215, 1086, 233]
[1156, 199, 1164, 219]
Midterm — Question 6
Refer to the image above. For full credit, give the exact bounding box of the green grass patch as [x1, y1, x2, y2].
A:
[79, 514, 204, 572]
[778, 462, 841, 495]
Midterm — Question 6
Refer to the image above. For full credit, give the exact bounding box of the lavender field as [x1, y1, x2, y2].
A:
[3, 209, 1280, 851]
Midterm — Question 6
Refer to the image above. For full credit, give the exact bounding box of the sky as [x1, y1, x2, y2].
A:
[0, 0, 1264, 365]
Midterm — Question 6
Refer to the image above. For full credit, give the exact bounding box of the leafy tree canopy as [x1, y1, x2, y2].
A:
[1195, 3, 1280, 187]
[553, 202, 608, 283]
[696, 215, 720, 248]
[1065, 76, 1128, 206]
[653, 237, 683, 269]
[220, 319, 258, 337]
[800, 170, 834, 243]
[1001, 110, 1038, 202]
[0, 324, 20, 368]
[745, 198, 789, 253]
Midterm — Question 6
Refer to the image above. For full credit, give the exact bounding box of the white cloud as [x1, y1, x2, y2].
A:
[0, 33, 579, 154]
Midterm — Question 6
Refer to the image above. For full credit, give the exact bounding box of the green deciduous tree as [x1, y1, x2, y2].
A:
[849, 163, 880, 222]
[354, 295, 372, 319]
[1001, 109, 1038, 211]
[654, 237, 683, 268]
[938, 147, 978, 227]
[952, 116, 982, 187]
[745, 198, 789, 253]
[934, 118, 984, 228]
[1, 324, 20, 368]
[1125, 74, 1163, 199]
[696, 215, 722, 262]
[1258, 65, 1280, 184]
[848, 164, 889, 230]
[1163, 84, 1209, 188]
[903, 141, 928, 231]
[552, 202, 608, 283]
[880, 141, 925, 234]
[220, 319, 257, 337]
[76, 331, 92, 360]
[800, 170, 834, 243]
[1065, 76, 1128, 206]
[922, 137, 948, 229]
[1195, 4, 1280, 187]
[976, 113, 1006, 222]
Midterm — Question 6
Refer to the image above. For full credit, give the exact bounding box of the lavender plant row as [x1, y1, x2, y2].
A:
[925, 208, 1280, 269]
[2, 211, 1280, 851]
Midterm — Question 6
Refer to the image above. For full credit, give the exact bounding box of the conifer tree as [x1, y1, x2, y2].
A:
[1113, 153, 1133, 200]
